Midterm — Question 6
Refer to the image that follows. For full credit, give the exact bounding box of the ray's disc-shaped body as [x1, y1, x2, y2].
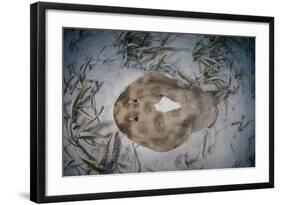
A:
[113, 72, 220, 152]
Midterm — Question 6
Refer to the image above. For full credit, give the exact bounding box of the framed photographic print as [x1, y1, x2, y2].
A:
[30, 1, 274, 203]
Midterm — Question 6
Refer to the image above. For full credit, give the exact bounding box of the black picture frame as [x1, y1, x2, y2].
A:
[30, 1, 274, 203]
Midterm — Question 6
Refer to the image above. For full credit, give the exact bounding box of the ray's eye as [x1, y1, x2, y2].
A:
[134, 116, 139, 122]
[128, 115, 139, 122]
[128, 98, 138, 105]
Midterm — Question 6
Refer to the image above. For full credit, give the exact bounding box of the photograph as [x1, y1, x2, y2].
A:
[62, 28, 256, 176]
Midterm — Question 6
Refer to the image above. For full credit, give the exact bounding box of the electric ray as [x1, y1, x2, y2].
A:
[113, 72, 229, 152]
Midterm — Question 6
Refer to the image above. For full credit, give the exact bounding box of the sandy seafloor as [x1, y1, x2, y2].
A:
[62, 28, 255, 176]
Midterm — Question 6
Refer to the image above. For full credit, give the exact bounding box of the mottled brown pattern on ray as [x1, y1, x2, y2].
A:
[113, 72, 226, 152]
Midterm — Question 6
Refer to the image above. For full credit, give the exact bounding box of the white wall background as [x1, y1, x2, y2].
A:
[0, 0, 279, 204]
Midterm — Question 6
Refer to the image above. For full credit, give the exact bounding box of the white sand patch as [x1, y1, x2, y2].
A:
[154, 96, 181, 113]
